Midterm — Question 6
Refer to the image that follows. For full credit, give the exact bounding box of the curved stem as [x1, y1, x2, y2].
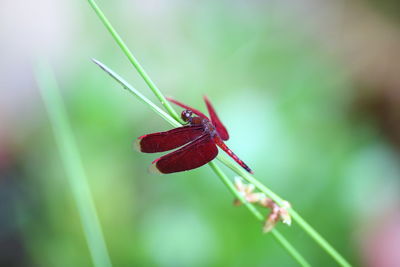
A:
[209, 162, 311, 267]
[218, 155, 351, 267]
[92, 59, 179, 127]
[87, 0, 182, 124]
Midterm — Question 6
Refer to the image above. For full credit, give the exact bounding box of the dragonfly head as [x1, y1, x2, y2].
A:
[181, 110, 193, 123]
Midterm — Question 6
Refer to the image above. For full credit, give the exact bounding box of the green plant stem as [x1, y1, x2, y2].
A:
[92, 59, 179, 127]
[35, 61, 112, 267]
[208, 162, 311, 267]
[87, 0, 182, 124]
[218, 155, 351, 267]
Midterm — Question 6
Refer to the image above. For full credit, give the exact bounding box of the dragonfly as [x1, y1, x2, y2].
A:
[136, 96, 253, 174]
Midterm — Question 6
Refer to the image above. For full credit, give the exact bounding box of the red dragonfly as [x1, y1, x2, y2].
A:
[136, 96, 253, 174]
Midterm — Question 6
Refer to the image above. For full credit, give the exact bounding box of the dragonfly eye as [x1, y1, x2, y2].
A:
[181, 110, 193, 122]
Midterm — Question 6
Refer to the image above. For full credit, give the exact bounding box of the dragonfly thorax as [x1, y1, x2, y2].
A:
[182, 110, 217, 137]
[201, 120, 217, 137]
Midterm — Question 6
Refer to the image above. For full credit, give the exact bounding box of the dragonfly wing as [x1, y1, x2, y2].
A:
[151, 135, 218, 173]
[203, 96, 229, 140]
[137, 125, 204, 153]
[167, 97, 209, 120]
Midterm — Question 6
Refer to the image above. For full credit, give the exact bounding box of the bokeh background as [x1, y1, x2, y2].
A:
[1, 0, 400, 266]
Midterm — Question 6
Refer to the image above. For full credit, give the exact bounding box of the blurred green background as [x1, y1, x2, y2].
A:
[1, 0, 400, 266]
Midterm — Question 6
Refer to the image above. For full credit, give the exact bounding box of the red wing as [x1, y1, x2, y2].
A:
[137, 126, 204, 153]
[151, 135, 218, 174]
[166, 97, 209, 120]
[204, 96, 229, 140]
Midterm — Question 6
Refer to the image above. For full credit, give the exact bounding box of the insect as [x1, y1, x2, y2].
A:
[136, 96, 253, 174]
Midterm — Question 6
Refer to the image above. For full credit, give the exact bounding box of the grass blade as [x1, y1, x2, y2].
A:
[92, 59, 179, 127]
[218, 155, 351, 267]
[87, 0, 182, 124]
[209, 162, 311, 267]
[35, 60, 112, 267]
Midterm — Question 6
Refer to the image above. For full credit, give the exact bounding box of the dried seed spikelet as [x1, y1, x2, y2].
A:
[233, 177, 292, 233]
